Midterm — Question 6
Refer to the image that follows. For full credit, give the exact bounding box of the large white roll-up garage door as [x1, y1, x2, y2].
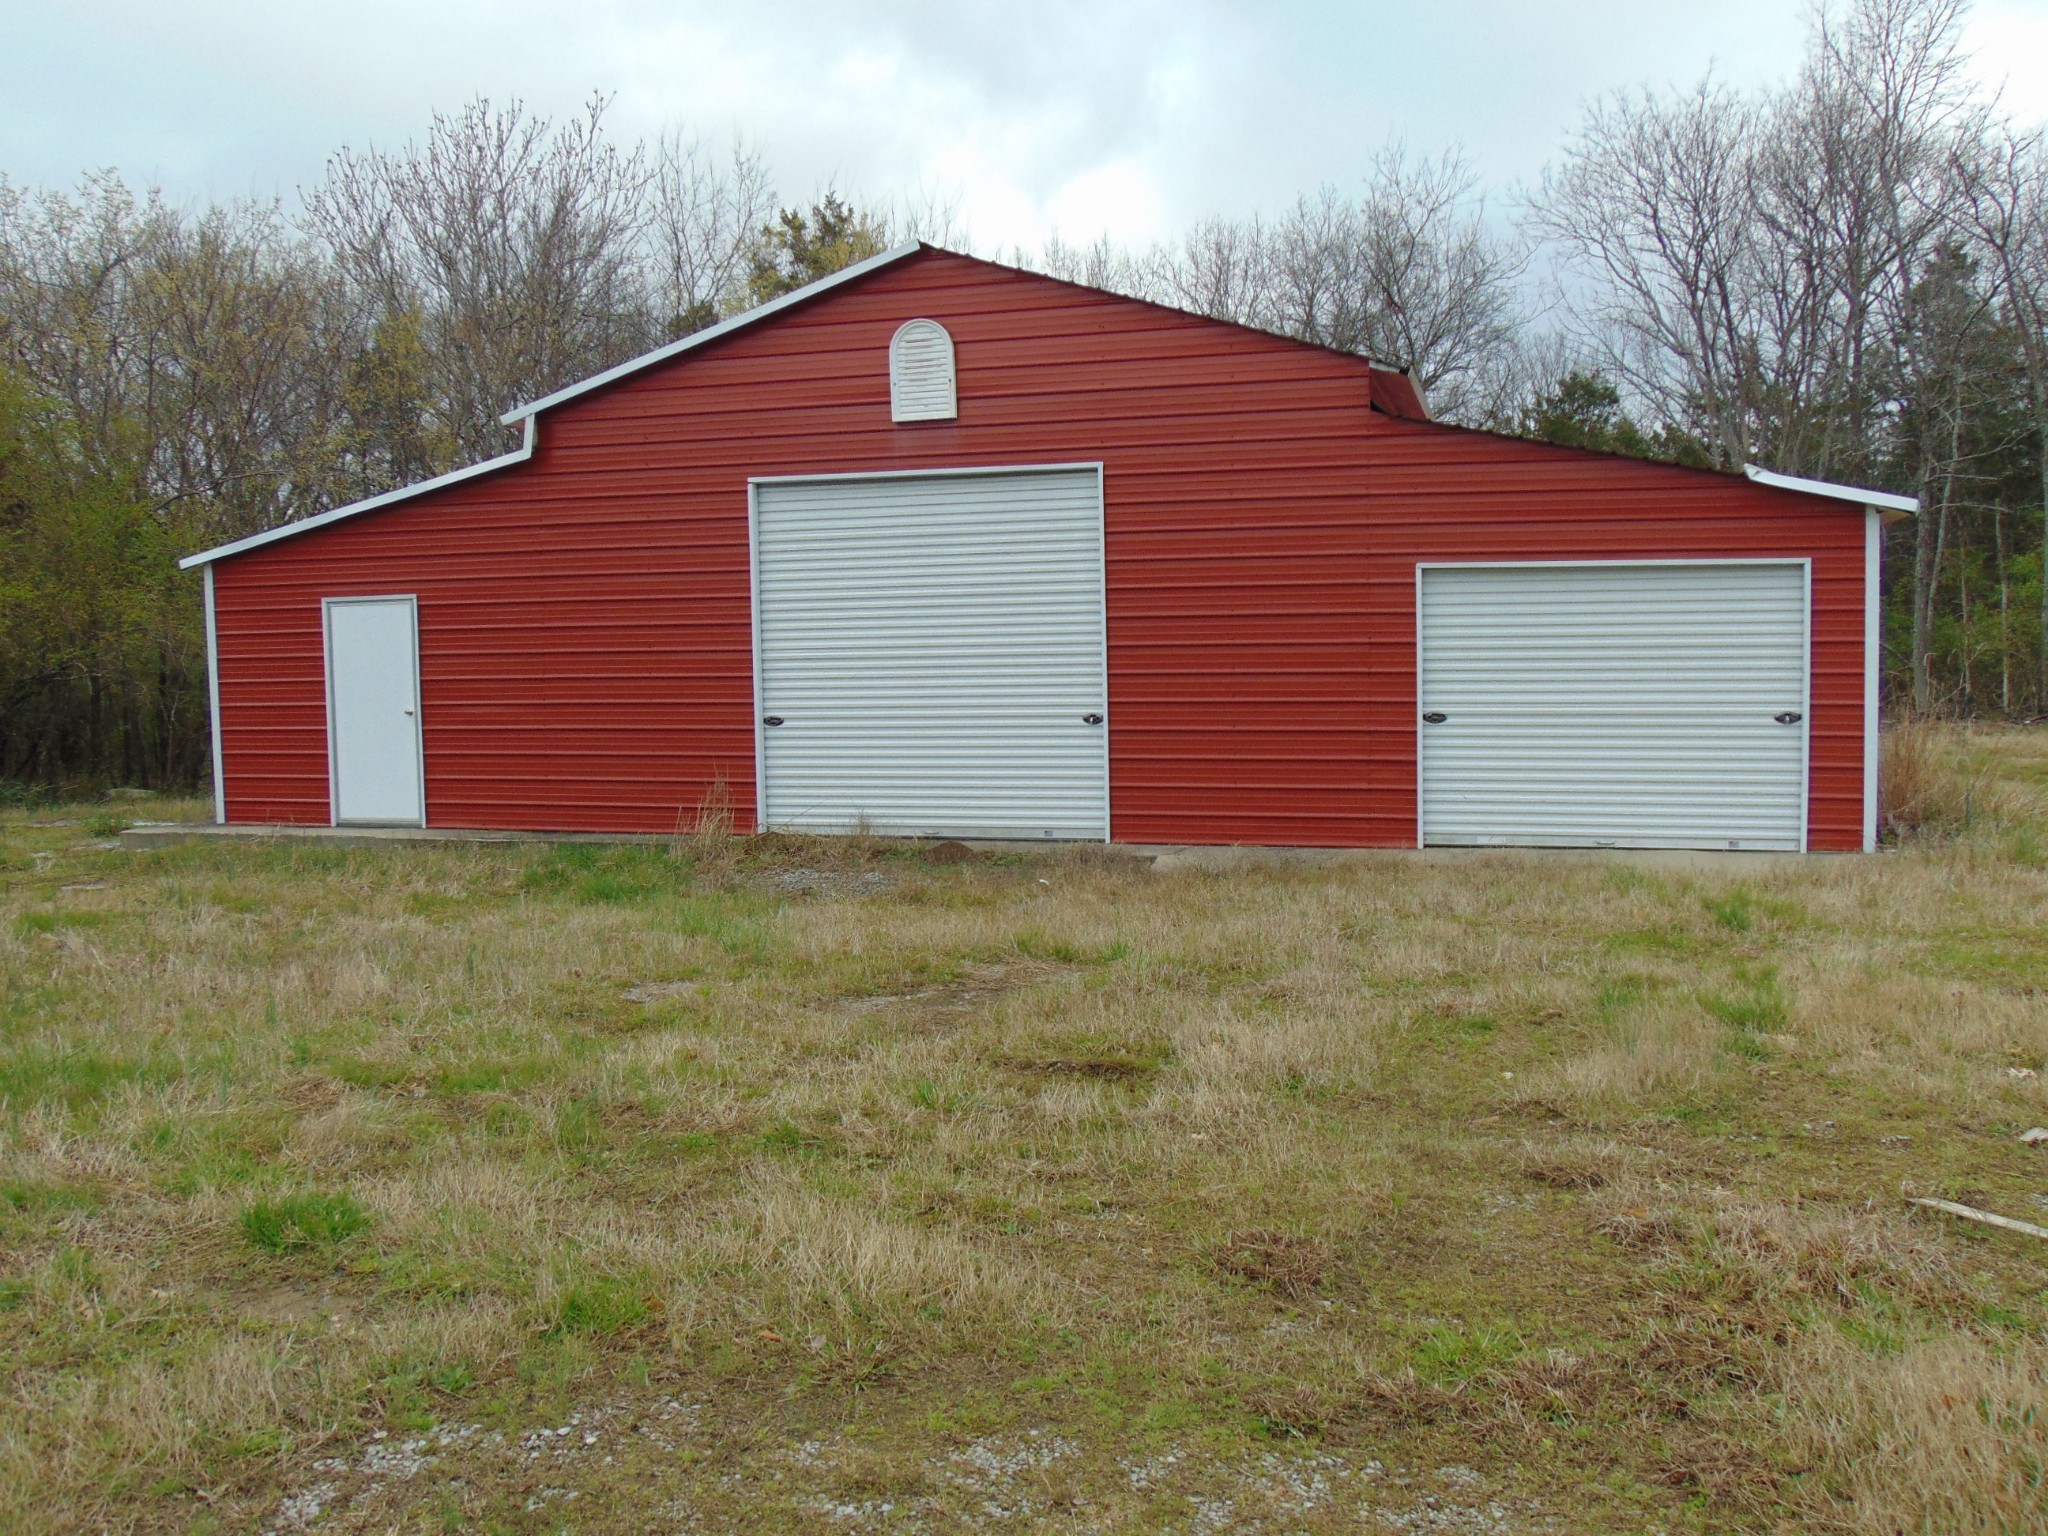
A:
[1418, 561, 1809, 851]
[753, 467, 1108, 840]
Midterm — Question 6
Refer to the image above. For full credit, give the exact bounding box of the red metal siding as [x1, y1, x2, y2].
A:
[209, 250, 1870, 850]
[1358, 420, 1868, 853]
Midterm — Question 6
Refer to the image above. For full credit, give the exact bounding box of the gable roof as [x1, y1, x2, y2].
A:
[179, 243, 1911, 568]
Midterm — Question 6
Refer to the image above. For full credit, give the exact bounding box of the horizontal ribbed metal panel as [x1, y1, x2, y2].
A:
[1419, 563, 1808, 851]
[205, 249, 1870, 848]
[754, 469, 1108, 839]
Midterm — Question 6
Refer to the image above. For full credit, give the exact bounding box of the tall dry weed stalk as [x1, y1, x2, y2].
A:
[679, 774, 739, 873]
[1880, 719, 2015, 840]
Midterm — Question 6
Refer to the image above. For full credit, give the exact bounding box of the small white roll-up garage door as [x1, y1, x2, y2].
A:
[1419, 561, 1809, 851]
[753, 467, 1108, 840]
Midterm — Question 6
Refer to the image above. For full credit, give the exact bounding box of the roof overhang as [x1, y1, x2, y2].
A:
[1743, 464, 1916, 524]
[180, 417, 538, 569]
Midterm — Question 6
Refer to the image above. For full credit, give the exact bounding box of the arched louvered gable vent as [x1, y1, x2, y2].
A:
[889, 319, 957, 422]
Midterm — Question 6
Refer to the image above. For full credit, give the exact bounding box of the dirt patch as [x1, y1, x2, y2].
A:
[276, 1073, 350, 1113]
[921, 840, 981, 865]
[239, 1283, 358, 1330]
[751, 867, 892, 899]
[1516, 1137, 1634, 1190]
[841, 961, 1067, 1021]
[1004, 1052, 1156, 1081]
[622, 980, 702, 1005]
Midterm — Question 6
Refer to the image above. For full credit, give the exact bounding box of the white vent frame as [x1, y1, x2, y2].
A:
[889, 319, 957, 422]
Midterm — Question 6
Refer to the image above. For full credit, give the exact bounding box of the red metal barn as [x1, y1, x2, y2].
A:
[183, 245, 1914, 853]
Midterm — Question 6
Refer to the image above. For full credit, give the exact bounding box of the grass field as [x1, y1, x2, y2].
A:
[4, 729, 2048, 1534]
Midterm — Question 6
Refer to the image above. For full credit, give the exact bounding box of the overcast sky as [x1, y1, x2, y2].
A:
[6, 0, 2048, 252]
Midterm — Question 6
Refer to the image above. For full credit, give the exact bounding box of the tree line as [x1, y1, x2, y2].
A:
[2, 0, 2043, 794]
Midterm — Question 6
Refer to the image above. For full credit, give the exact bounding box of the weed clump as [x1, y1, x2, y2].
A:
[1213, 1230, 1334, 1299]
[240, 1190, 369, 1253]
[1881, 719, 2015, 840]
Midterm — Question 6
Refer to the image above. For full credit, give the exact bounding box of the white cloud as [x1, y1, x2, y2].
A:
[3, 0, 2044, 253]
[1964, 0, 2048, 124]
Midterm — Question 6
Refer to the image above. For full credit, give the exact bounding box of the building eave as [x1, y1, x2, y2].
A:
[180, 418, 538, 569]
[1743, 464, 1917, 523]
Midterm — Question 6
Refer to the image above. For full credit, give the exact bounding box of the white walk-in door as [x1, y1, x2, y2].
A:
[325, 596, 425, 826]
[1418, 562, 1809, 851]
[753, 467, 1108, 840]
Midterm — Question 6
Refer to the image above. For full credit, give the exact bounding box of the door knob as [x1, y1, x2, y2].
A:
[1422, 711, 1447, 724]
[1082, 713, 1104, 725]
[403, 707, 415, 716]
[763, 716, 784, 727]
[1774, 711, 1802, 725]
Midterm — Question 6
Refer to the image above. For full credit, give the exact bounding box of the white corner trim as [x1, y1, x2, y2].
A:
[203, 563, 224, 824]
[1864, 509, 1881, 852]
[180, 417, 536, 569]
[499, 241, 924, 425]
[1743, 464, 1917, 520]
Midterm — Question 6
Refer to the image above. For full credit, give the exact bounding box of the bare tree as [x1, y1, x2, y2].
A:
[1029, 144, 1527, 424]
[303, 96, 652, 466]
[1143, 215, 1275, 324]
[1530, 0, 1994, 710]
[646, 133, 775, 336]
[1035, 231, 1147, 296]
[1345, 145, 1528, 420]
[1961, 123, 2048, 708]
[1812, 0, 1981, 710]
[0, 174, 358, 541]
[0, 171, 179, 481]
[1527, 79, 1769, 463]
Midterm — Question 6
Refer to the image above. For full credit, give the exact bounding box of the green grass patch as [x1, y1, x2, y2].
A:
[544, 1275, 651, 1337]
[1702, 966, 1788, 1057]
[240, 1190, 370, 1253]
[1403, 1322, 1526, 1385]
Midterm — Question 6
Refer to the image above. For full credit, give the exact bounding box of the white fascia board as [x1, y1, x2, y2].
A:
[497, 241, 925, 426]
[179, 417, 536, 569]
[1743, 464, 1918, 521]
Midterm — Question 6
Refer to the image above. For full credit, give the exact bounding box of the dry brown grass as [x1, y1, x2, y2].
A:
[1784, 1332, 2048, 1532]
[1881, 716, 2030, 838]
[3, 745, 2048, 1532]
[1212, 1229, 1335, 1299]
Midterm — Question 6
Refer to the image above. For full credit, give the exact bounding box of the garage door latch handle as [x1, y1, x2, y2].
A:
[1082, 713, 1104, 725]
[763, 716, 784, 727]
[1422, 711, 1448, 724]
[1774, 711, 1802, 725]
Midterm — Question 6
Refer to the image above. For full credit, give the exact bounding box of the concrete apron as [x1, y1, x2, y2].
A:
[117, 821, 1822, 872]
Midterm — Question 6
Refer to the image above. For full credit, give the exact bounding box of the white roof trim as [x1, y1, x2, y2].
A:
[497, 240, 924, 425]
[180, 418, 537, 569]
[1744, 464, 1917, 519]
